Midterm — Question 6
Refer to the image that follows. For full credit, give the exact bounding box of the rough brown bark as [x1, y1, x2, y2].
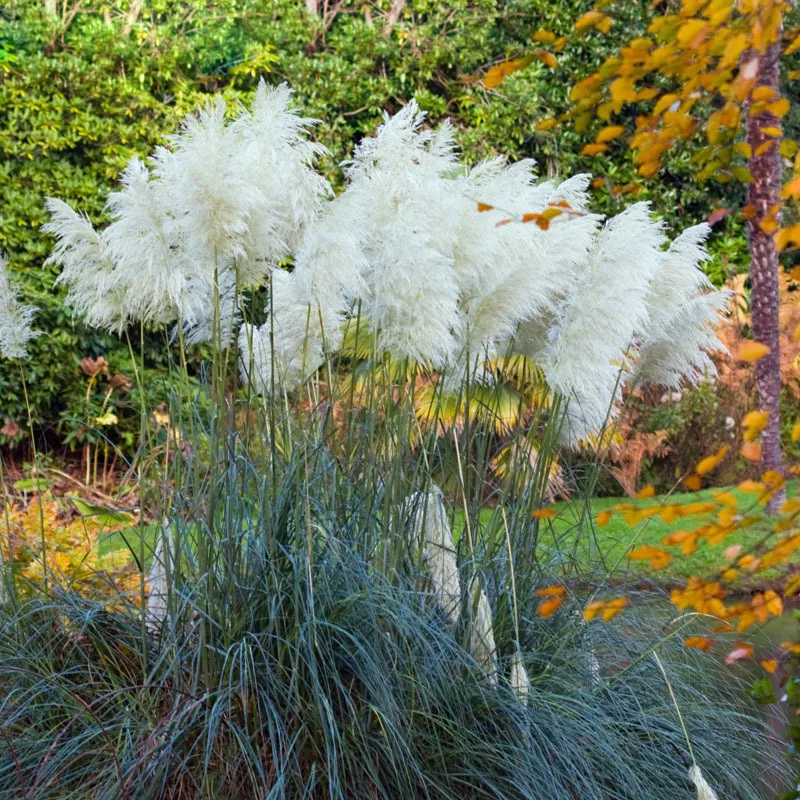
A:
[744, 37, 785, 510]
[122, 0, 146, 36]
[383, 0, 406, 35]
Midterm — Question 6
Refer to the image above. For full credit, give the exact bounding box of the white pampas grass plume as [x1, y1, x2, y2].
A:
[541, 203, 666, 442]
[239, 268, 341, 394]
[409, 489, 461, 623]
[102, 157, 201, 327]
[689, 765, 720, 800]
[0, 253, 39, 359]
[155, 96, 260, 264]
[458, 164, 600, 359]
[231, 81, 330, 275]
[509, 650, 531, 702]
[468, 578, 498, 683]
[339, 101, 463, 366]
[44, 198, 127, 331]
[146, 526, 171, 631]
[636, 224, 729, 387]
[47, 81, 328, 337]
[292, 195, 367, 311]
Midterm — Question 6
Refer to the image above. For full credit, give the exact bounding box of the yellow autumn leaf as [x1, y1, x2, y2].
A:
[785, 34, 800, 56]
[653, 93, 680, 117]
[532, 29, 557, 43]
[596, 125, 625, 143]
[601, 597, 628, 621]
[696, 445, 730, 476]
[751, 86, 777, 102]
[629, 545, 670, 569]
[534, 50, 557, 69]
[596, 510, 613, 526]
[759, 216, 780, 234]
[742, 409, 769, 441]
[684, 636, 713, 652]
[537, 595, 563, 618]
[581, 143, 608, 156]
[536, 584, 566, 598]
[682, 474, 703, 491]
[741, 441, 762, 462]
[737, 341, 771, 362]
[610, 77, 634, 109]
[583, 601, 605, 622]
[768, 98, 790, 117]
[532, 507, 558, 519]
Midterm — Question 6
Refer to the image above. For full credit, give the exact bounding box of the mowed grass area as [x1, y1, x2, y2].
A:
[94, 483, 798, 589]
[474, 482, 799, 588]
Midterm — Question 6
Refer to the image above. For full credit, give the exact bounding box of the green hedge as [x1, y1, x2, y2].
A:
[0, 1, 756, 452]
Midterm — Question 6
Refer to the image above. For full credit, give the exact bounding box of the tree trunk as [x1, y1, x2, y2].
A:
[306, 0, 318, 14]
[383, 0, 406, 36]
[122, 0, 146, 36]
[744, 36, 785, 511]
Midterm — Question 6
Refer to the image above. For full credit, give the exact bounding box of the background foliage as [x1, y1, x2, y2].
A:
[0, 0, 764, 482]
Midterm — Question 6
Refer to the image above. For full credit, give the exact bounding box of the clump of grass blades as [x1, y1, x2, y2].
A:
[0, 422, 778, 799]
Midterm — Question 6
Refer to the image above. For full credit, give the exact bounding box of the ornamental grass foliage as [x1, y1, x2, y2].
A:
[0, 84, 784, 798]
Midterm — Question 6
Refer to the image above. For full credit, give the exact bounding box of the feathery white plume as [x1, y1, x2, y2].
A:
[155, 96, 261, 264]
[636, 224, 729, 387]
[339, 101, 463, 366]
[102, 157, 196, 326]
[689, 765, 720, 800]
[231, 82, 330, 268]
[46, 81, 328, 341]
[509, 650, 531, 702]
[541, 203, 666, 442]
[468, 577, 498, 682]
[454, 164, 600, 363]
[146, 526, 172, 632]
[409, 488, 461, 623]
[44, 198, 128, 330]
[0, 253, 39, 359]
[239, 267, 341, 394]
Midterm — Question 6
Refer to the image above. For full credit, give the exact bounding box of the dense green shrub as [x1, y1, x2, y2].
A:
[0, 0, 755, 454]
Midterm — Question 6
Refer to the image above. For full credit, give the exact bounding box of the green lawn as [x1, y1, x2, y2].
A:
[476, 482, 798, 588]
[97, 483, 798, 589]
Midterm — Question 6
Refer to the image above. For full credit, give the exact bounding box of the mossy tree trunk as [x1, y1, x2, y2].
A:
[744, 36, 785, 510]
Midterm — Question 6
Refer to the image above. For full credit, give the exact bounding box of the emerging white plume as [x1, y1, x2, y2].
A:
[408, 488, 461, 623]
[541, 203, 666, 442]
[689, 765, 720, 800]
[0, 253, 39, 359]
[146, 526, 172, 632]
[468, 577, 498, 682]
[509, 650, 531, 702]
